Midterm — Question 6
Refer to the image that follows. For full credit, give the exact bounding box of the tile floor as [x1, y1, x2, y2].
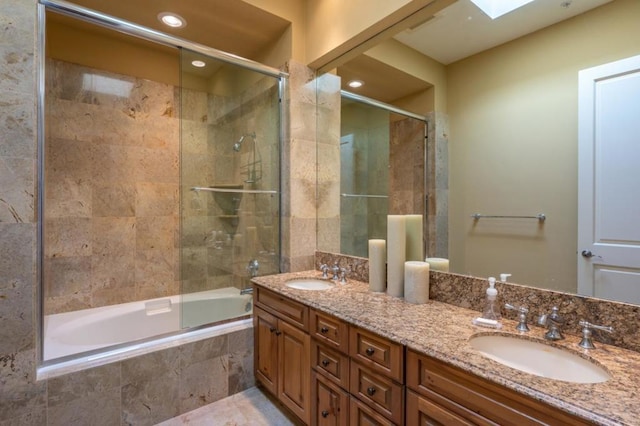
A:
[157, 387, 298, 426]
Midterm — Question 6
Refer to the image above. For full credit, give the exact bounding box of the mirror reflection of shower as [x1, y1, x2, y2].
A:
[233, 132, 262, 184]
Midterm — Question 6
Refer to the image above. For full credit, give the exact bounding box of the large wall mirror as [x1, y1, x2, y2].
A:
[316, 0, 640, 305]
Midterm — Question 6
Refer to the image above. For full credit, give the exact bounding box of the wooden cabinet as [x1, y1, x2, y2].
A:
[350, 396, 395, 426]
[254, 289, 310, 424]
[406, 349, 592, 426]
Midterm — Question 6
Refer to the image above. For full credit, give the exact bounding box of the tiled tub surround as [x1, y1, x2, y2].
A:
[316, 251, 640, 354]
[253, 271, 640, 425]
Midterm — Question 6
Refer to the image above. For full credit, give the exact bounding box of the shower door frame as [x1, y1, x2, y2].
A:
[36, 0, 288, 368]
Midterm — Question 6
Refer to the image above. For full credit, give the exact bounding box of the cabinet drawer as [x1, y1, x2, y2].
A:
[311, 309, 349, 353]
[350, 362, 404, 425]
[255, 286, 308, 331]
[406, 388, 497, 426]
[350, 327, 403, 382]
[312, 371, 349, 426]
[407, 350, 590, 426]
[312, 340, 350, 389]
[349, 396, 396, 426]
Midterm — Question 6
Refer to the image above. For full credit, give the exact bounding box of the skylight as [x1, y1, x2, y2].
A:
[469, 0, 535, 19]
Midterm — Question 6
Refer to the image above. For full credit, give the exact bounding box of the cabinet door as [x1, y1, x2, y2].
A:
[254, 306, 278, 395]
[278, 319, 311, 424]
[313, 371, 349, 426]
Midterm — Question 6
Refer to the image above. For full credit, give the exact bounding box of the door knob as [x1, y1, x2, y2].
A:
[581, 250, 595, 258]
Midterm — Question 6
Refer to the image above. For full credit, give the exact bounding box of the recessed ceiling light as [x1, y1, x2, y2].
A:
[191, 60, 206, 68]
[158, 12, 186, 28]
[348, 80, 364, 88]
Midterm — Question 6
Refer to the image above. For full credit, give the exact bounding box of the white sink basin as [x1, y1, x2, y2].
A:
[285, 278, 334, 291]
[469, 334, 610, 383]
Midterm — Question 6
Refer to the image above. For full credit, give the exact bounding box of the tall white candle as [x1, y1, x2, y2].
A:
[368, 239, 386, 292]
[404, 261, 430, 304]
[405, 214, 424, 261]
[387, 215, 406, 298]
[425, 257, 449, 272]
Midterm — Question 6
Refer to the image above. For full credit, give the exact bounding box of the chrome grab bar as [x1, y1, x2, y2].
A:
[471, 213, 546, 222]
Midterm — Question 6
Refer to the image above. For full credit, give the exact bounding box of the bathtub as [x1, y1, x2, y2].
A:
[43, 287, 253, 361]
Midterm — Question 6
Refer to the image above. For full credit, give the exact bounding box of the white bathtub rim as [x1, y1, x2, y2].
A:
[37, 318, 253, 380]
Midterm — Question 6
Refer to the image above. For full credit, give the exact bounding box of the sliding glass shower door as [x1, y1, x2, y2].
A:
[179, 49, 281, 328]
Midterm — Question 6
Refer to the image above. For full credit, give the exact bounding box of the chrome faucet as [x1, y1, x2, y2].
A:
[537, 306, 564, 340]
[331, 262, 340, 280]
[246, 259, 259, 278]
[240, 287, 254, 295]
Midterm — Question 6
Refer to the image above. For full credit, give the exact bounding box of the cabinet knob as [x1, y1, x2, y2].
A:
[274, 330, 282, 336]
[320, 326, 329, 334]
[269, 327, 276, 333]
[365, 347, 375, 356]
[321, 359, 330, 367]
[321, 410, 329, 418]
[366, 386, 376, 396]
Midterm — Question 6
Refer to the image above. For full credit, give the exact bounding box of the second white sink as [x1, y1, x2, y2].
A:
[285, 278, 334, 291]
[469, 334, 610, 383]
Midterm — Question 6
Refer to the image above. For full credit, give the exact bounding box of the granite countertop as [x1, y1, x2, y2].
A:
[252, 270, 640, 426]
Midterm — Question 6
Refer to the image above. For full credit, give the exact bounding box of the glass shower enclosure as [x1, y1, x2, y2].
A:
[40, 4, 282, 362]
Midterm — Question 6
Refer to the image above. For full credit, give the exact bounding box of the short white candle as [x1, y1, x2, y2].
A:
[425, 257, 449, 272]
[386, 215, 406, 298]
[368, 239, 386, 292]
[404, 261, 430, 304]
[405, 214, 423, 261]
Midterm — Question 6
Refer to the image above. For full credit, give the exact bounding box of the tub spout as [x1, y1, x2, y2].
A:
[240, 287, 254, 295]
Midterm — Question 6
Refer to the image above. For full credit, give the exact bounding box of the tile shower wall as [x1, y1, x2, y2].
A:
[44, 59, 180, 314]
[0, 4, 293, 424]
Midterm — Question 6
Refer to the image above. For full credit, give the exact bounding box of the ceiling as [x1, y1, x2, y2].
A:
[62, 0, 290, 61]
[339, 0, 613, 103]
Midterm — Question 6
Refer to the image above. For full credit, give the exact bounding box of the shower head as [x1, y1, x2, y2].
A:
[233, 135, 245, 152]
[232, 132, 256, 152]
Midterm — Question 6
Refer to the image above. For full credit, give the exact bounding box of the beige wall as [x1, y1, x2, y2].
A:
[447, 0, 640, 292]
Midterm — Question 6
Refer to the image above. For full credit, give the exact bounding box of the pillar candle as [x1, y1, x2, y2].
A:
[425, 257, 449, 272]
[404, 261, 430, 304]
[387, 215, 406, 298]
[405, 214, 424, 261]
[368, 239, 386, 292]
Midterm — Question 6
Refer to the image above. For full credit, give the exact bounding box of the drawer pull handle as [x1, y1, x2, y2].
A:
[321, 410, 329, 418]
[320, 327, 329, 334]
[365, 347, 375, 356]
[321, 359, 330, 367]
[366, 386, 376, 396]
[275, 330, 282, 336]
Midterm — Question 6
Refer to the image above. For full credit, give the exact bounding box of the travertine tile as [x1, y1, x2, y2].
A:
[45, 175, 92, 219]
[45, 217, 92, 258]
[179, 355, 229, 413]
[92, 217, 136, 256]
[135, 216, 175, 251]
[0, 350, 45, 422]
[135, 182, 178, 217]
[91, 253, 135, 291]
[0, 93, 34, 159]
[180, 334, 228, 367]
[44, 256, 91, 298]
[135, 248, 174, 287]
[92, 182, 136, 217]
[121, 371, 180, 426]
[47, 363, 121, 407]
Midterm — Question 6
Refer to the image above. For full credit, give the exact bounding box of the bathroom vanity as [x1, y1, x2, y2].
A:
[252, 271, 640, 425]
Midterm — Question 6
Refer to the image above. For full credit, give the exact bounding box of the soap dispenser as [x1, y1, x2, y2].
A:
[482, 277, 501, 321]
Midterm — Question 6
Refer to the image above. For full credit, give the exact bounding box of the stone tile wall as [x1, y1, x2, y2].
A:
[44, 60, 180, 314]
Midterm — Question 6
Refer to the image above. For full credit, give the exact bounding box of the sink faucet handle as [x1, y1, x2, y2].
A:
[578, 320, 614, 349]
[538, 306, 565, 341]
[504, 303, 530, 332]
[320, 264, 329, 279]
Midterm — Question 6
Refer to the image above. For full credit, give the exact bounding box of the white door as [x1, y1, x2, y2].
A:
[578, 54, 640, 304]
